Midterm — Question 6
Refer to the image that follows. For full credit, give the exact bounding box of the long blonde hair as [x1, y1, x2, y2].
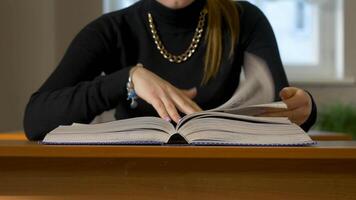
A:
[203, 0, 239, 84]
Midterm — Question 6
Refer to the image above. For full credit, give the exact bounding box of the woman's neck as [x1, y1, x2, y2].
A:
[156, 0, 195, 9]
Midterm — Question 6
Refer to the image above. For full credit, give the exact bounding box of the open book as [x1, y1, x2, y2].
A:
[42, 53, 315, 146]
[43, 102, 315, 146]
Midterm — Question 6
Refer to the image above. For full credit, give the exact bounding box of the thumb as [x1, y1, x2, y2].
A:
[279, 87, 297, 101]
[181, 87, 197, 99]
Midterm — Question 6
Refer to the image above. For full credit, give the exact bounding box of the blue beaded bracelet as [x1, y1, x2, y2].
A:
[126, 64, 143, 109]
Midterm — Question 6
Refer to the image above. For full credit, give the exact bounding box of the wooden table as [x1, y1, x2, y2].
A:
[0, 132, 27, 140]
[1, 139, 356, 199]
[308, 130, 353, 141]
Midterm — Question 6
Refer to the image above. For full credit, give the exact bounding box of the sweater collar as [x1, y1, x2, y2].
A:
[144, 0, 207, 31]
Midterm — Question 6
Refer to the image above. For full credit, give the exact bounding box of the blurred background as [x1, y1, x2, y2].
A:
[0, 0, 355, 138]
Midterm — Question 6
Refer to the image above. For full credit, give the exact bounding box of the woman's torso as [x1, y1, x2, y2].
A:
[96, 0, 255, 119]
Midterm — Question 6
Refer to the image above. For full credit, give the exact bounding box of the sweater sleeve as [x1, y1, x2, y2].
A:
[24, 16, 131, 141]
[241, 2, 317, 131]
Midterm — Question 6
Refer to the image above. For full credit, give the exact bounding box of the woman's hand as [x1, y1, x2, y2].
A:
[131, 65, 202, 123]
[260, 87, 312, 125]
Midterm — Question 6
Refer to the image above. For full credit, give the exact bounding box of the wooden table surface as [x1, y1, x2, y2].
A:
[0, 140, 356, 159]
[308, 130, 353, 141]
[1, 132, 356, 199]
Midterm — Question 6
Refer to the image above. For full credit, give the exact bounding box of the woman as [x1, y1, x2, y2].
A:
[24, 0, 316, 140]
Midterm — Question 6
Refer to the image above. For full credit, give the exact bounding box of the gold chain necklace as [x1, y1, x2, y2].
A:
[147, 9, 207, 64]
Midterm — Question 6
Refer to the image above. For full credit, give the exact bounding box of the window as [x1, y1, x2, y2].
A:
[103, 0, 139, 12]
[103, 0, 345, 82]
[249, 0, 345, 82]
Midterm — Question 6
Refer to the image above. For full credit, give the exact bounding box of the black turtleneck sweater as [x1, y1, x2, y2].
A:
[24, 0, 317, 140]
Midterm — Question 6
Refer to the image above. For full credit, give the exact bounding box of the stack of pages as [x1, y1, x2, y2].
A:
[43, 102, 315, 146]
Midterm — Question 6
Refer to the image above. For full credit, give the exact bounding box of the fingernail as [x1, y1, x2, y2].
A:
[164, 117, 171, 122]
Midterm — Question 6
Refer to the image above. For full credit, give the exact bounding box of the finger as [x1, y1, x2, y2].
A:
[290, 106, 311, 125]
[181, 87, 197, 99]
[151, 99, 171, 122]
[282, 92, 309, 111]
[176, 88, 202, 112]
[279, 87, 298, 101]
[161, 95, 181, 123]
[179, 92, 202, 112]
[169, 89, 200, 115]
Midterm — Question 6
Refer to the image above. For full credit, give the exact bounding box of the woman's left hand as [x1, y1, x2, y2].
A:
[260, 87, 312, 125]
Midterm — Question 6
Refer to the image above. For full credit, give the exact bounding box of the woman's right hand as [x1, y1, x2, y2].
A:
[131, 65, 202, 123]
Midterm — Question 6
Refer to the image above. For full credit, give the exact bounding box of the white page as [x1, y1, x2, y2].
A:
[213, 53, 275, 110]
[50, 117, 175, 134]
[43, 129, 170, 144]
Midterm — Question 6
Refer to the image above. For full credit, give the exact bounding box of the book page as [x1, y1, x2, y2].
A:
[52, 117, 175, 133]
[218, 101, 288, 116]
[43, 130, 170, 145]
[178, 118, 313, 146]
[43, 117, 175, 144]
[176, 110, 291, 132]
[212, 53, 276, 111]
